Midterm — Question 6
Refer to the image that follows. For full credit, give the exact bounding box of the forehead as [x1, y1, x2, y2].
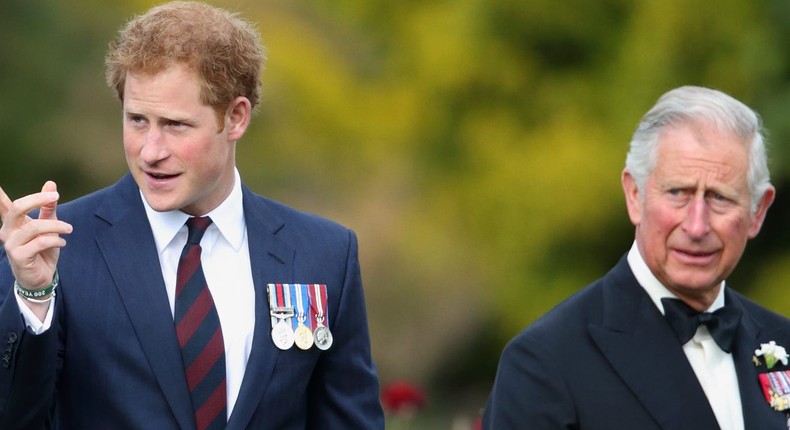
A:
[653, 122, 749, 184]
[123, 64, 205, 110]
[127, 62, 196, 87]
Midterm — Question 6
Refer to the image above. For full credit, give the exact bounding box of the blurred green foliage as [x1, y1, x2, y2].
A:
[2, 0, 790, 425]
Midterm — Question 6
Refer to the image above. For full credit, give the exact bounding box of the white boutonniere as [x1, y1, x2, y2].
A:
[754, 341, 790, 419]
[755, 341, 789, 370]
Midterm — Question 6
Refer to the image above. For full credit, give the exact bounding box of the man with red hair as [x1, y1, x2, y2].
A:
[0, 2, 384, 429]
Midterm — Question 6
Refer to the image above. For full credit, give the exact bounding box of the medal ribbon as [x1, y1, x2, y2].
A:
[760, 373, 773, 403]
[289, 284, 311, 330]
[308, 284, 329, 328]
[266, 284, 281, 328]
[268, 283, 296, 326]
[775, 371, 790, 395]
[282, 284, 293, 325]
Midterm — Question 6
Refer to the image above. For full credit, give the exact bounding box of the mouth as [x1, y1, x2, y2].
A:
[678, 248, 711, 256]
[142, 170, 181, 189]
[673, 248, 717, 264]
[148, 172, 178, 180]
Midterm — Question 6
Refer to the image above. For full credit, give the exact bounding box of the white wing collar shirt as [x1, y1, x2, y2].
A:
[627, 241, 744, 430]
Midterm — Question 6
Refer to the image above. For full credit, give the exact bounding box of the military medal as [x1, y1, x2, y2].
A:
[313, 324, 333, 351]
[294, 321, 313, 350]
[309, 284, 333, 350]
[292, 284, 314, 350]
[754, 341, 790, 429]
[267, 284, 295, 350]
[272, 318, 295, 350]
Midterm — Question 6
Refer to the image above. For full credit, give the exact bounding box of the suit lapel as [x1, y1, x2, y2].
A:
[728, 292, 787, 429]
[226, 186, 294, 430]
[93, 176, 195, 430]
[588, 258, 720, 430]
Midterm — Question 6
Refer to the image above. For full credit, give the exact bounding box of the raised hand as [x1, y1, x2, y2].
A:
[0, 181, 73, 293]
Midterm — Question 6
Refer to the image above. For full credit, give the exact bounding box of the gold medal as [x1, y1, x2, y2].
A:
[291, 284, 314, 350]
[294, 320, 314, 350]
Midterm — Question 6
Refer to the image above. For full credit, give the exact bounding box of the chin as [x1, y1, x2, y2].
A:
[149, 204, 179, 213]
[671, 278, 722, 295]
[141, 195, 180, 213]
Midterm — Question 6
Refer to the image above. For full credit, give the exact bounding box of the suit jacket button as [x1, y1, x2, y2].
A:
[1, 357, 9, 369]
[7, 332, 17, 344]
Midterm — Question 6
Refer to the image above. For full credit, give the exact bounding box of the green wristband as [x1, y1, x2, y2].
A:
[15, 271, 59, 300]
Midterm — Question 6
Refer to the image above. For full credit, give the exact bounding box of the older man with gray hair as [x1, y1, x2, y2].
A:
[484, 86, 790, 430]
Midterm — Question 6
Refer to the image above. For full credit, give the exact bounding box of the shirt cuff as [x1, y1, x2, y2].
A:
[15, 292, 55, 334]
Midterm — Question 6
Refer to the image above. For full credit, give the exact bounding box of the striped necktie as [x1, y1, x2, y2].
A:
[175, 217, 227, 430]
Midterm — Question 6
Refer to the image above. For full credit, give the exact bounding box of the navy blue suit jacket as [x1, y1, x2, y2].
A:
[0, 174, 384, 429]
[483, 256, 790, 429]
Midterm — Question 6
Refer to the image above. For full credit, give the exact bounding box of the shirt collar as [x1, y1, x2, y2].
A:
[142, 168, 246, 255]
[627, 241, 725, 315]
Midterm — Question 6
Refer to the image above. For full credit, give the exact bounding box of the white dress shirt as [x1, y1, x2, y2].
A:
[627, 242, 744, 430]
[17, 169, 256, 420]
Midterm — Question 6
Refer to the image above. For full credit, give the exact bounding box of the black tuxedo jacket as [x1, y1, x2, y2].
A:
[483, 256, 790, 429]
[0, 174, 384, 429]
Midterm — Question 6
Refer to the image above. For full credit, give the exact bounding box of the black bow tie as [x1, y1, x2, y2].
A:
[660, 298, 742, 353]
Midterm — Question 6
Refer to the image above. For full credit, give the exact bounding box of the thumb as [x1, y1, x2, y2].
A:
[39, 180, 59, 220]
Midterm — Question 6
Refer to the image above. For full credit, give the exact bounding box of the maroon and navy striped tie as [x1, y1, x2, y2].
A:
[175, 217, 227, 430]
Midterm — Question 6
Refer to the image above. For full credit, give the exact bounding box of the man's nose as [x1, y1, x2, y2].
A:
[682, 196, 711, 238]
[140, 127, 168, 163]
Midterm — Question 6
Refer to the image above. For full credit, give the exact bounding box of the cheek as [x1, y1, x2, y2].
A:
[179, 138, 228, 174]
[122, 131, 141, 156]
[715, 216, 749, 243]
[643, 204, 680, 234]
[205, 138, 235, 166]
[166, 136, 208, 162]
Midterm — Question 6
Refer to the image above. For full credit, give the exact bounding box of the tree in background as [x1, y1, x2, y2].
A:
[2, 0, 790, 425]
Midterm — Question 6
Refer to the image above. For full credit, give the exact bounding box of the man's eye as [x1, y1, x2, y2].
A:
[709, 192, 730, 203]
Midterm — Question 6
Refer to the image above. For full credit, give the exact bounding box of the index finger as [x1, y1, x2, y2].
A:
[0, 188, 59, 230]
[0, 185, 12, 221]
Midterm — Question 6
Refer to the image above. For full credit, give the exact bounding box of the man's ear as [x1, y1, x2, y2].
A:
[622, 168, 642, 227]
[225, 96, 252, 141]
[748, 185, 775, 238]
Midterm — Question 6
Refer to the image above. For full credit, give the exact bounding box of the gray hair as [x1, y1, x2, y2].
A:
[625, 86, 771, 213]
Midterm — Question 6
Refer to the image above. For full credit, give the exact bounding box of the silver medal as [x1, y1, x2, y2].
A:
[271, 319, 295, 350]
[314, 325, 333, 350]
